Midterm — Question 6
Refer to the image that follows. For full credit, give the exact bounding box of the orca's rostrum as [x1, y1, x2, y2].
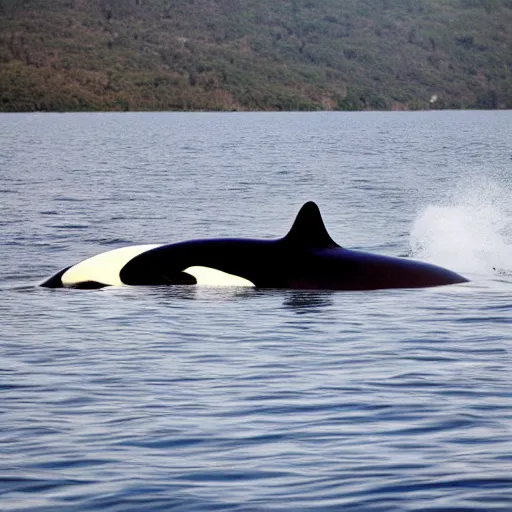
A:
[41, 202, 468, 290]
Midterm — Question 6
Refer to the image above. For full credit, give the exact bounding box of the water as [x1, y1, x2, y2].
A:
[1, 111, 512, 511]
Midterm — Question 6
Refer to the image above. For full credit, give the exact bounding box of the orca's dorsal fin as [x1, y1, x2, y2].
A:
[283, 201, 340, 248]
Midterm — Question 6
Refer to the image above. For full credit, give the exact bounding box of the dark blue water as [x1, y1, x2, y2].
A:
[1, 111, 512, 511]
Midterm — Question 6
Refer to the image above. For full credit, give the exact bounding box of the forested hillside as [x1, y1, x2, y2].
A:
[1, 0, 511, 111]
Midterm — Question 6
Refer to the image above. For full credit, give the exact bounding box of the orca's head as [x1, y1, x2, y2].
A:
[40, 266, 71, 288]
[40, 268, 108, 289]
[40, 244, 257, 289]
[40, 245, 160, 289]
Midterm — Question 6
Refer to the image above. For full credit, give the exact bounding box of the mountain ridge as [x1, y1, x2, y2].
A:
[1, 0, 511, 111]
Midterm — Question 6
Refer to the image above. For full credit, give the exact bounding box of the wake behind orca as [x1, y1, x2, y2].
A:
[41, 202, 468, 290]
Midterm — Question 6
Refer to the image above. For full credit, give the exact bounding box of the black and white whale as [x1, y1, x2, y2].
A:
[40, 201, 468, 290]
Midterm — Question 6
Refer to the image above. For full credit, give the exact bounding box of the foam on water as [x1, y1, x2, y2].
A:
[410, 176, 512, 275]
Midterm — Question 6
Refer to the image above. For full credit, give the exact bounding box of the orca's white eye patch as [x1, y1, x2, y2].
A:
[62, 245, 162, 287]
[184, 266, 255, 287]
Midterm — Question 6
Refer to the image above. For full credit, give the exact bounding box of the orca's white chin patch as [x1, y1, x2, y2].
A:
[184, 266, 255, 287]
[61, 245, 161, 287]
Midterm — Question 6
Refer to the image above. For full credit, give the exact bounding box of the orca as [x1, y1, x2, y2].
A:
[40, 201, 468, 290]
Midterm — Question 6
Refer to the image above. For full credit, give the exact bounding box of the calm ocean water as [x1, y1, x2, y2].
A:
[1, 111, 512, 511]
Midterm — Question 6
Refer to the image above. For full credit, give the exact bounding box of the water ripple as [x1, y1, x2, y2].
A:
[1, 111, 512, 511]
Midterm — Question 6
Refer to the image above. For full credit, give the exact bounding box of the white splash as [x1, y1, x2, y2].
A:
[410, 178, 512, 275]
